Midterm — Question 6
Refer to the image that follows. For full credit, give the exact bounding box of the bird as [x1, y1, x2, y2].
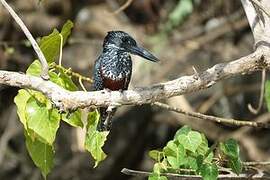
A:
[93, 31, 159, 131]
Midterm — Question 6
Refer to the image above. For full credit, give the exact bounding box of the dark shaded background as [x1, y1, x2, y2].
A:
[0, 0, 269, 179]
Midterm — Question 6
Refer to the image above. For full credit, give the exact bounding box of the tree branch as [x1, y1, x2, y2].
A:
[153, 102, 270, 128]
[121, 168, 270, 179]
[0, 47, 269, 112]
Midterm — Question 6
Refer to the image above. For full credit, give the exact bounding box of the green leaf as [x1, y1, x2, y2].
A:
[204, 152, 214, 163]
[62, 110, 83, 128]
[265, 80, 270, 111]
[26, 60, 77, 92]
[153, 162, 167, 174]
[196, 155, 204, 170]
[14, 89, 32, 128]
[219, 139, 242, 175]
[219, 139, 239, 159]
[25, 131, 54, 178]
[196, 134, 209, 156]
[85, 110, 108, 167]
[149, 150, 163, 161]
[55, 69, 77, 91]
[200, 163, 218, 180]
[60, 20, 73, 44]
[174, 125, 191, 139]
[26, 60, 42, 76]
[148, 173, 168, 180]
[178, 131, 202, 153]
[163, 140, 178, 157]
[40, 29, 60, 63]
[228, 157, 242, 175]
[165, 143, 185, 169]
[25, 97, 60, 145]
[182, 156, 198, 170]
[39, 20, 73, 63]
[167, 156, 179, 169]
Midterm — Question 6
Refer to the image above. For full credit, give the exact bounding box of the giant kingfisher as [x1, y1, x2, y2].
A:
[93, 31, 159, 131]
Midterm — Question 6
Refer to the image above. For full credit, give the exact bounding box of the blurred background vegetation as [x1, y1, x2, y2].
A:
[0, 0, 269, 179]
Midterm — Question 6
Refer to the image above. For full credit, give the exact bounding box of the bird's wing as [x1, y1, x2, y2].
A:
[93, 56, 104, 91]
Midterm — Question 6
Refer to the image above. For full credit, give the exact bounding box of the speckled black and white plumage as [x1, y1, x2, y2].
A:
[93, 31, 159, 131]
[94, 49, 132, 91]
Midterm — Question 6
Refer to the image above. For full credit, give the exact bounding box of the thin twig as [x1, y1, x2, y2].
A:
[58, 34, 63, 67]
[248, 69, 266, 114]
[112, 0, 133, 14]
[0, 0, 49, 80]
[51, 63, 93, 83]
[79, 77, 87, 92]
[153, 102, 270, 128]
[244, 161, 270, 166]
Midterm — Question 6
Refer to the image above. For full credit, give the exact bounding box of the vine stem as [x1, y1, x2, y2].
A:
[50, 63, 93, 83]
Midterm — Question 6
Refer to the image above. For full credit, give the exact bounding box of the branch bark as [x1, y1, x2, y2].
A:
[153, 102, 270, 128]
[0, 46, 269, 111]
[121, 168, 270, 179]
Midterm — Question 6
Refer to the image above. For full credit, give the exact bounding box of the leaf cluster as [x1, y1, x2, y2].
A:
[14, 20, 107, 178]
[148, 126, 242, 180]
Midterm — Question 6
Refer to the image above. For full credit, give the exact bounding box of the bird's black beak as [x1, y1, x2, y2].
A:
[128, 45, 159, 62]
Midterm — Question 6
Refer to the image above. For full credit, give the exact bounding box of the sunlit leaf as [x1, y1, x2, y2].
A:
[25, 97, 60, 145]
[196, 134, 209, 156]
[182, 156, 198, 170]
[39, 20, 73, 63]
[60, 20, 73, 44]
[178, 131, 202, 153]
[25, 131, 54, 178]
[149, 150, 163, 162]
[164, 141, 186, 169]
[163, 141, 177, 157]
[26, 60, 42, 76]
[148, 173, 168, 180]
[200, 163, 218, 180]
[62, 110, 83, 128]
[174, 125, 191, 139]
[84, 110, 108, 167]
[14, 89, 32, 128]
[56, 68, 77, 91]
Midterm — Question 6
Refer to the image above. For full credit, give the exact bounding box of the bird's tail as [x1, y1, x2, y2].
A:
[97, 107, 117, 131]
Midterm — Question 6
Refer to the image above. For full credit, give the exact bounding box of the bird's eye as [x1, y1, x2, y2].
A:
[123, 38, 129, 43]
[122, 37, 136, 47]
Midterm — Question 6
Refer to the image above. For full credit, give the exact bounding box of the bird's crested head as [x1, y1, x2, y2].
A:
[103, 31, 159, 62]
